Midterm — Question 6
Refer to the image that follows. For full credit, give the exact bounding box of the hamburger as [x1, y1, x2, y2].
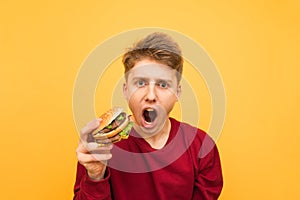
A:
[92, 107, 133, 144]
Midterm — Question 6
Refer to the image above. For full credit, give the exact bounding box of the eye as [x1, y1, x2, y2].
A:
[136, 80, 146, 87]
[158, 81, 168, 88]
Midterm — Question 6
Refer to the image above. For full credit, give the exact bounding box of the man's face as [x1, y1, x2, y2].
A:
[123, 59, 181, 136]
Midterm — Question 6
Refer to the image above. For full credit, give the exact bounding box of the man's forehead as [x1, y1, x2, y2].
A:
[127, 63, 177, 79]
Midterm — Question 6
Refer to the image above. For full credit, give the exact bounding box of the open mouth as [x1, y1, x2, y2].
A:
[143, 108, 157, 124]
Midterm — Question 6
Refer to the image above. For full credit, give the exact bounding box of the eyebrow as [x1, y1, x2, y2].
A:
[132, 77, 174, 84]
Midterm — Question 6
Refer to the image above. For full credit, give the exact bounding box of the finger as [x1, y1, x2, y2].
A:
[82, 161, 105, 168]
[87, 143, 113, 156]
[77, 151, 112, 163]
[80, 119, 100, 136]
[80, 118, 102, 140]
[76, 140, 113, 159]
[86, 142, 113, 151]
[76, 141, 89, 154]
[94, 138, 113, 145]
[92, 153, 112, 161]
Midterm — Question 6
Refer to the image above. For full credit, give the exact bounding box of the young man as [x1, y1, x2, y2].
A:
[74, 32, 223, 200]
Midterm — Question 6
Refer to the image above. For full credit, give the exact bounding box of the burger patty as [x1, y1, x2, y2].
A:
[99, 112, 127, 134]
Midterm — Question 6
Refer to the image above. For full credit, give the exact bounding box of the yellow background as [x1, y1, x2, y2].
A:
[1, 0, 299, 199]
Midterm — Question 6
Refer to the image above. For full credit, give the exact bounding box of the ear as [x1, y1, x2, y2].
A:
[176, 84, 182, 100]
[123, 82, 128, 100]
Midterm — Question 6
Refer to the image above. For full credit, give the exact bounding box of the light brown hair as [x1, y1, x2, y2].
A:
[122, 32, 183, 82]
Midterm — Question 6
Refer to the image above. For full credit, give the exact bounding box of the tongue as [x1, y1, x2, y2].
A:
[143, 110, 157, 123]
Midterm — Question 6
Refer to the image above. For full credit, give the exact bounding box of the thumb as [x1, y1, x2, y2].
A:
[80, 118, 102, 141]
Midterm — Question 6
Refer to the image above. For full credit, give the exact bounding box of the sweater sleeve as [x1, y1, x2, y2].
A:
[73, 162, 112, 200]
[193, 135, 223, 200]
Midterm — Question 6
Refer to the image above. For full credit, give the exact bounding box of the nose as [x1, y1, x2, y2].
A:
[144, 83, 157, 103]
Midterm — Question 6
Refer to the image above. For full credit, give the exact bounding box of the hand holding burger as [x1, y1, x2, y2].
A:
[76, 107, 133, 180]
[76, 119, 112, 180]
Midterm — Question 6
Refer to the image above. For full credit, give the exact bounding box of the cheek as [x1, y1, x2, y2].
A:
[125, 86, 137, 102]
[167, 96, 177, 107]
[127, 86, 148, 101]
[159, 91, 178, 109]
[127, 91, 143, 110]
[161, 89, 178, 100]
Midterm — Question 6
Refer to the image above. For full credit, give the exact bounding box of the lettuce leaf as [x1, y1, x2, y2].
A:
[119, 122, 133, 139]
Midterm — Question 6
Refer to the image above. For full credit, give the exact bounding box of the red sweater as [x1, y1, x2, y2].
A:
[73, 118, 223, 200]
